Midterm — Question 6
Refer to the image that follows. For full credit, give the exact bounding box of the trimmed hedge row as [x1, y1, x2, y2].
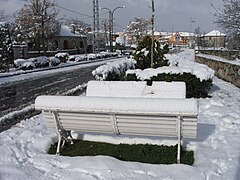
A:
[124, 72, 212, 98]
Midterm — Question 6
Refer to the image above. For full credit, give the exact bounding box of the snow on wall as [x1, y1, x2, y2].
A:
[92, 58, 136, 80]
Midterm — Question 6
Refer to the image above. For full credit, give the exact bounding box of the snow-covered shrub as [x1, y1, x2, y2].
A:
[87, 53, 96, 60]
[133, 36, 169, 69]
[125, 66, 214, 98]
[68, 55, 76, 61]
[19, 61, 35, 70]
[49, 57, 61, 66]
[31, 56, 49, 68]
[55, 52, 69, 63]
[100, 52, 111, 58]
[14, 58, 28, 68]
[75, 56, 87, 62]
[92, 59, 136, 80]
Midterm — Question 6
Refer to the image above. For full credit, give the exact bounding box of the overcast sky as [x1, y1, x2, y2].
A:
[1, 0, 224, 33]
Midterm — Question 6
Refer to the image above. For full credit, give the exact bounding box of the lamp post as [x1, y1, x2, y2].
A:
[100, 6, 125, 52]
[189, 17, 196, 48]
[151, 0, 155, 68]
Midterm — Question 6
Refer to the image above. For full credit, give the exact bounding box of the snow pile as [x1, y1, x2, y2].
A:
[92, 58, 136, 80]
[127, 49, 215, 81]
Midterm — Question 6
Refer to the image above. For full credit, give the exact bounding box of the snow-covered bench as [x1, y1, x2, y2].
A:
[86, 81, 186, 98]
[35, 95, 198, 163]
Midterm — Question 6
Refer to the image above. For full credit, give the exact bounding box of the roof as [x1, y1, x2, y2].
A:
[205, 30, 226, 37]
[59, 25, 86, 37]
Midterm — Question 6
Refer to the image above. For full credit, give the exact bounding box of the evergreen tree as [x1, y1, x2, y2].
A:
[133, 36, 169, 70]
[0, 22, 13, 72]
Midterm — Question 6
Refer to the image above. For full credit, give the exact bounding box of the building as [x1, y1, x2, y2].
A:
[168, 32, 194, 46]
[51, 25, 87, 53]
[204, 30, 226, 48]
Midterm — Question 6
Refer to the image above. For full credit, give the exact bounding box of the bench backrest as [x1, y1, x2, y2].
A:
[146, 81, 186, 98]
[86, 81, 186, 98]
[35, 96, 198, 138]
[86, 81, 147, 97]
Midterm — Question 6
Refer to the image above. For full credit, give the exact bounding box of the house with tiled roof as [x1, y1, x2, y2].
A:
[204, 30, 226, 48]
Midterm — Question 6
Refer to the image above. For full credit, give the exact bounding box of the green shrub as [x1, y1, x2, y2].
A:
[125, 72, 212, 98]
[133, 36, 169, 69]
[48, 140, 194, 165]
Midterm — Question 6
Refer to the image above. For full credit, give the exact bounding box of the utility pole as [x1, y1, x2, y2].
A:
[151, 0, 155, 68]
[96, 0, 99, 51]
[93, 0, 96, 53]
[93, 0, 99, 53]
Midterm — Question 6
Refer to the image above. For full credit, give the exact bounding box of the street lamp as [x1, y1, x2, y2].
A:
[100, 6, 125, 52]
[189, 17, 196, 48]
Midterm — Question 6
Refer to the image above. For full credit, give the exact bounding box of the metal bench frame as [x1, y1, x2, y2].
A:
[40, 107, 197, 164]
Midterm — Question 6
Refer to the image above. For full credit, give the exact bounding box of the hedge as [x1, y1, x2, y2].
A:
[124, 72, 212, 98]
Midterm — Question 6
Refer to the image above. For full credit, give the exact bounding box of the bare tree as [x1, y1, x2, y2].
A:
[213, 0, 240, 35]
[124, 17, 150, 46]
[15, 0, 59, 54]
[213, 0, 240, 49]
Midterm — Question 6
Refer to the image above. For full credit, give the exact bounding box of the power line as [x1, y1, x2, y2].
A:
[56, 4, 108, 22]
[56, 4, 93, 18]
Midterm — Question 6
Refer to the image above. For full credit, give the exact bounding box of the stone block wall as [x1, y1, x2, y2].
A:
[195, 55, 240, 88]
[198, 50, 239, 60]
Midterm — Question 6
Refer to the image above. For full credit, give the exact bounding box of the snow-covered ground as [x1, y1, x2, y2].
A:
[0, 50, 240, 179]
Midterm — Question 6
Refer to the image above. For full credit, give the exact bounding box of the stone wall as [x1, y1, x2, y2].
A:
[198, 50, 239, 60]
[195, 55, 240, 88]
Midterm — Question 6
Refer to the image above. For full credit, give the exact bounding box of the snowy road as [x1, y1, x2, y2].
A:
[0, 65, 97, 117]
[0, 58, 123, 132]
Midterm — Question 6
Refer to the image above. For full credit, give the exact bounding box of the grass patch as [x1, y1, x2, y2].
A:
[48, 140, 194, 165]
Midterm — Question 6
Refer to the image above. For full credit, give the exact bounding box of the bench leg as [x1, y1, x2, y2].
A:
[52, 111, 73, 155]
[177, 116, 182, 164]
[56, 132, 62, 155]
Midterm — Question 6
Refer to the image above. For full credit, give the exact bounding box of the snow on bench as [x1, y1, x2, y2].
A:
[86, 81, 186, 98]
[35, 95, 198, 163]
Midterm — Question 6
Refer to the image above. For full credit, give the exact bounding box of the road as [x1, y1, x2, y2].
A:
[0, 63, 102, 118]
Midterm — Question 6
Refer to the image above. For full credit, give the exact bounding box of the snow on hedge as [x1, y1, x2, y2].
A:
[127, 49, 215, 81]
[92, 58, 136, 80]
[55, 52, 69, 59]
